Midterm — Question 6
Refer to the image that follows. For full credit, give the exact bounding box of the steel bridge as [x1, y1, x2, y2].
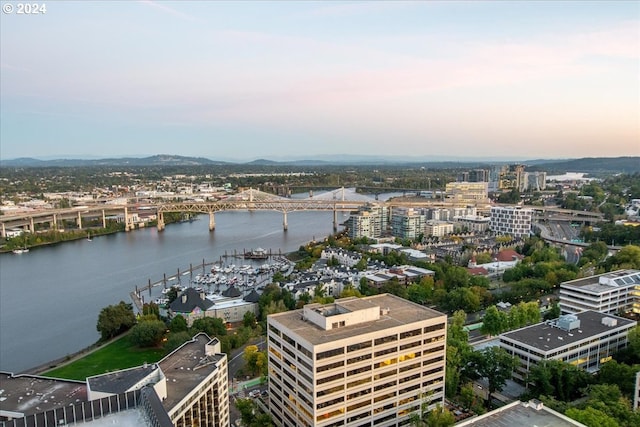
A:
[0, 187, 604, 237]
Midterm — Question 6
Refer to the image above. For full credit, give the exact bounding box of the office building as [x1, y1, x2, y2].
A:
[267, 294, 447, 427]
[559, 269, 640, 315]
[445, 182, 489, 204]
[499, 311, 637, 382]
[489, 206, 532, 238]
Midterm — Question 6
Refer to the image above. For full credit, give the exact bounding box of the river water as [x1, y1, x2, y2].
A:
[0, 209, 344, 373]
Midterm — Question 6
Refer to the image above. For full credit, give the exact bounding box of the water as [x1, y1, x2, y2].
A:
[0, 210, 342, 373]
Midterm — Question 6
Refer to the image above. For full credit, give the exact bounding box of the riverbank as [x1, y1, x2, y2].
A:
[22, 334, 123, 376]
[0, 227, 123, 254]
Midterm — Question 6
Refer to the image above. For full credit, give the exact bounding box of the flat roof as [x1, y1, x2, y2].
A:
[87, 364, 158, 394]
[500, 310, 636, 353]
[69, 408, 151, 426]
[561, 269, 640, 294]
[269, 294, 446, 347]
[158, 334, 225, 411]
[0, 373, 87, 417]
[456, 400, 586, 427]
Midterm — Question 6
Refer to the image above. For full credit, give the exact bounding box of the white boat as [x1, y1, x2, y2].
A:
[12, 248, 29, 254]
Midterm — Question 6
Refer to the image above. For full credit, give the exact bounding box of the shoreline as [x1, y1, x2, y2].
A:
[16, 249, 305, 377]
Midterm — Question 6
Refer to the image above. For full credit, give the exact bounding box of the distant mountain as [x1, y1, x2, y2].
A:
[525, 157, 639, 174]
[1, 154, 637, 172]
[0, 155, 229, 167]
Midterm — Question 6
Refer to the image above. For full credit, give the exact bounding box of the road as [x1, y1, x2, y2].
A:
[227, 337, 266, 425]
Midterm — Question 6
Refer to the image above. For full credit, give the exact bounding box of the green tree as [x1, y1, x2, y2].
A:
[340, 283, 362, 298]
[130, 319, 166, 347]
[191, 316, 227, 337]
[565, 407, 619, 427]
[481, 306, 508, 336]
[243, 311, 257, 328]
[168, 314, 188, 333]
[466, 346, 518, 408]
[164, 331, 192, 352]
[96, 301, 136, 341]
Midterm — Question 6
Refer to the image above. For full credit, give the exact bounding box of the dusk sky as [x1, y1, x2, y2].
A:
[1, 1, 638, 161]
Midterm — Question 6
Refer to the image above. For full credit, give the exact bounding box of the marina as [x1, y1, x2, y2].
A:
[130, 255, 293, 312]
[0, 209, 341, 373]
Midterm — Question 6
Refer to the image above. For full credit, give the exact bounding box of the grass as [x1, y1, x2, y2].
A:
[42, 334, 166, 381]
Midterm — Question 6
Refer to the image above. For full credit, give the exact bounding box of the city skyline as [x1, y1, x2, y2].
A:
[1, 1, 638, 161]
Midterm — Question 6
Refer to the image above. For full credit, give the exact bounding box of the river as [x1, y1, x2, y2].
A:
[0, 209, 345, 373]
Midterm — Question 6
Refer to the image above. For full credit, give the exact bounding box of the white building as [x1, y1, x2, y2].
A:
[559, 269, 640, 315]
[390, 207, 426, 240]
[425, 220, 454, 237]
[345, 204, 389, 239]
[499, 311, 637, 382]
[490, 206, 532, 238]
[267, 294, 447, 427]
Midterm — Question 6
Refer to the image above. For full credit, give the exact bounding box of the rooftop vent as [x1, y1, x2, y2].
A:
[557, 314, 580, 331]
[380, 307, 390, 315]
[602, 317, 618, 327]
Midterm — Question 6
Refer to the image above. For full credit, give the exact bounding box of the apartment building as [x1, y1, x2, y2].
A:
[559, 269, 640, 315]
[390, 207, 426, 240]
[345, 204, 389, 240]
[267, 294, 447, 427]
[425, 220, 454, 237]
[499, 311, 637, 382]
[489, 206, 532, 238]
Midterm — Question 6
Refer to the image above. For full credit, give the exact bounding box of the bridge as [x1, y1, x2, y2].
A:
[0, 187, 604, 237]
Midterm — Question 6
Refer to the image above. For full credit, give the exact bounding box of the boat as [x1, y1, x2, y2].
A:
[13, 236, 29, 254]
[244, 248, 269, 260]
[87, 232, 92, 242]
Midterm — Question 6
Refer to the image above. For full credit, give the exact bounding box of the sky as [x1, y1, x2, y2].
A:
[0, 1, 638, 162]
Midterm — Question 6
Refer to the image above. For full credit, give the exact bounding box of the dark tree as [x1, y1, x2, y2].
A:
[96, 301, 136, 341]
[168, 314, 188, 333]
[130, 319, 166, 347]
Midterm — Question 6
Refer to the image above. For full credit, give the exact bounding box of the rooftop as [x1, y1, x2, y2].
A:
[455, 400, 587, 427]
[500, 310, 636, 353]
[0, 373, 87, 418]
[158, 333, 224, 411]
[269, 294, 446, 346]
[87, 364, 159, 395]
[561, 269, 640, 294]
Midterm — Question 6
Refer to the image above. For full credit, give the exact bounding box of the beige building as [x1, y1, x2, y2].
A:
[445, 182, 489, 204]
[425, 220, 454, 237]
[267, 294, 447, 427]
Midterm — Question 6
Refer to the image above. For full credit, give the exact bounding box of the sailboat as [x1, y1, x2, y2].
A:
[87, 232, 92, 242]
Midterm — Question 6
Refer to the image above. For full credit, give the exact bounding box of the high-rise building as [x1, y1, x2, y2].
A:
[390, 207, 426, 240]
[518, 172, 547, 192]
[344, 204, 389, 239]
[489, 206, 532, 238]
[267, 294, 447, 427]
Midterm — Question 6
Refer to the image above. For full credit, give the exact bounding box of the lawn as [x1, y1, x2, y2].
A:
[43, 334, 166, 381]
